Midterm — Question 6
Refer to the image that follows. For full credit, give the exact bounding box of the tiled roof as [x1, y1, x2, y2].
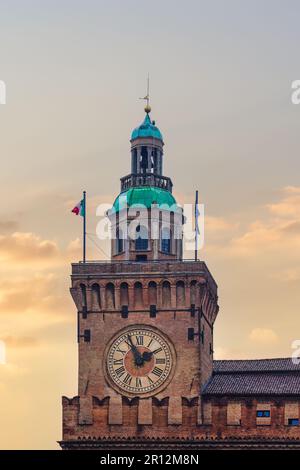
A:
[213, 358, 300, 373]
[202, 358, 300, 396]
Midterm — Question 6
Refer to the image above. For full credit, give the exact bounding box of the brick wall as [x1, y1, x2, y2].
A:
[62, 396, 300, 443]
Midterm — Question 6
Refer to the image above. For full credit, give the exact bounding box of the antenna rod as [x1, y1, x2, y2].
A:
[83, 190, 86, 263]
[195, 190, 199, 262]
[139, 74, 151, 112]
[147, 73, 150, 107]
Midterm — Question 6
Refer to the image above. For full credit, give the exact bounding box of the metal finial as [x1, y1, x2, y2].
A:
[139, 74, 151, 113]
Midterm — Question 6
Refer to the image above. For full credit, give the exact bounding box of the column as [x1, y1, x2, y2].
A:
[136, 148, 141, 174]
[168, 396, 182, 424]
[147, 147, 151, 173]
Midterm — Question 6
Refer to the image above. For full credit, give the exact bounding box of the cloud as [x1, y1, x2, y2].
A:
[0, 363, 29, 377]
[270, 268, 300, 282]
[0, 232, 59, 264]
[249, 328, 279, 344]
[0, 336, 39, 349]
[0, 220, 19, 234]
[216, 187, 300, 258]
[229, 221, 300, 257]
[205, 216, 239, 233]
[267, 186, 300, 218]
[66, 238, 81, 259]
[284, 186, 300, 194]
[229, 221, 281, 255]
[0, 274, 68, 316]
[214, 346, 237, 360]
[280, 221, 300, 234]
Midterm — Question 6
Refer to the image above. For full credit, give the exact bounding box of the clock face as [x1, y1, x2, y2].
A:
[106, 326, 174, 395]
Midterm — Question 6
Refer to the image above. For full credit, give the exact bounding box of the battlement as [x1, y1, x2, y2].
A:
[72, 260, 217, 288]
[61, 395, 300, 449]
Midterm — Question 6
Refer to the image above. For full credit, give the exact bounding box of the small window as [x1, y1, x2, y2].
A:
[132, 149, 137, 173]
[288, 418, 299, 426]
[136, 255, 147, 262]
[257, 410, 270, 418]
[161, 227, 171, 254]
[140, 147, 148, 173]
[116, 228, 123, 253]
[135, 225, 148, 251]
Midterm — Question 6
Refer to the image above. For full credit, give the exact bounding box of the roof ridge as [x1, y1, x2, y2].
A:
[214, 357, 294, 363]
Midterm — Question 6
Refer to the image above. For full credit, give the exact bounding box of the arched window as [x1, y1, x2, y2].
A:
[91, 283, 101, 310]
[162, 281, 171, 307]
[161, 227, 171, 254]
[132, 148, 137, 173]
[140, 147, 148, 173]
[151, 148, 157, 174]
[148, 281, 157, 305]
[135, 225, 148, 251]
[134, 282, 143, 308]
[120, 282, 129, 306]
[176, 281, 185, 307]
[105, 283, 115, 309]
[190, 280, 197, 305]
[158, 151, 162, 174]
[80, 283, 87, 308]
[116, 228, 123, 253]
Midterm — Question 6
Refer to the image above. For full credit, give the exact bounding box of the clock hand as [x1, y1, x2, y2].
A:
[142, 351, 153, 362]
[127, 335, 143, 366]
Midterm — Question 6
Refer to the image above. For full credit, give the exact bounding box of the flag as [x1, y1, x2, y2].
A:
[72, 199, 85, 217]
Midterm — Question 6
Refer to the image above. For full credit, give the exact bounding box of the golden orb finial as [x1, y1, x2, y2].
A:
[144, 103, 151, 114]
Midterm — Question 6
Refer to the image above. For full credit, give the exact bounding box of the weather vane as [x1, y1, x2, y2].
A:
[139, 74, 151, 113]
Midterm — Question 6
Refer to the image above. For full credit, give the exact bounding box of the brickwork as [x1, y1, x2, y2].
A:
[62, 258, 300, 448]
[61, 260, 222, 447]
[61, 260, 300, 449]
[61, 396, 300, 446]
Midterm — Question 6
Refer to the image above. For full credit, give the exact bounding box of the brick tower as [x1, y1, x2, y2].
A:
[60, 102, 219, 449]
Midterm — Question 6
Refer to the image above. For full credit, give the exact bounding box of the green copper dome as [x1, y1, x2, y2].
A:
[112, 187, 177, 212]
[131, 114, 163, 141]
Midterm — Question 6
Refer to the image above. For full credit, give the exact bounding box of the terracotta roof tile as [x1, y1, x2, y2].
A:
[202, 358, 300, 396]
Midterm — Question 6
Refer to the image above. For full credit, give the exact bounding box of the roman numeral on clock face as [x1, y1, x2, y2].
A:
[147, 375, 154, 385]
[123, 373, 132, 385]
[152, 347, 163, 355]
[115, 366, 125, 377]
[113, 358, 123, 365]
[136, 377, 142, 388]
[156, 358, 166, 365]
[135, 336, 144, 345]
[116, 347, 127, 355]
[147, 338, 154, 348]
[152, 366, 163, 377]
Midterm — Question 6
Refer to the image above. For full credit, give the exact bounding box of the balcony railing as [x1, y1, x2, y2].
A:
[120, 173, 173, 192]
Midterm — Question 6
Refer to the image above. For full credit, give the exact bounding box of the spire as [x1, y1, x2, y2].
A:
[139, 74, 151, 114]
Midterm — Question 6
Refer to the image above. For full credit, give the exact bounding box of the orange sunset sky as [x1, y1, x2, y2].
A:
[0, 0, 300, 449]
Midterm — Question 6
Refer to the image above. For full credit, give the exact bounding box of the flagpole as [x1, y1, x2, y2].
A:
[83, 190, 86, 263]
[195, 190, 198, 262]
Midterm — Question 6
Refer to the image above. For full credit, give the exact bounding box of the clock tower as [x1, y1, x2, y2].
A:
[60, 103, 219, 449]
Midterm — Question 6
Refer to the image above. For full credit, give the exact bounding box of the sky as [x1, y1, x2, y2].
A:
[0, 0, 300, 449]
